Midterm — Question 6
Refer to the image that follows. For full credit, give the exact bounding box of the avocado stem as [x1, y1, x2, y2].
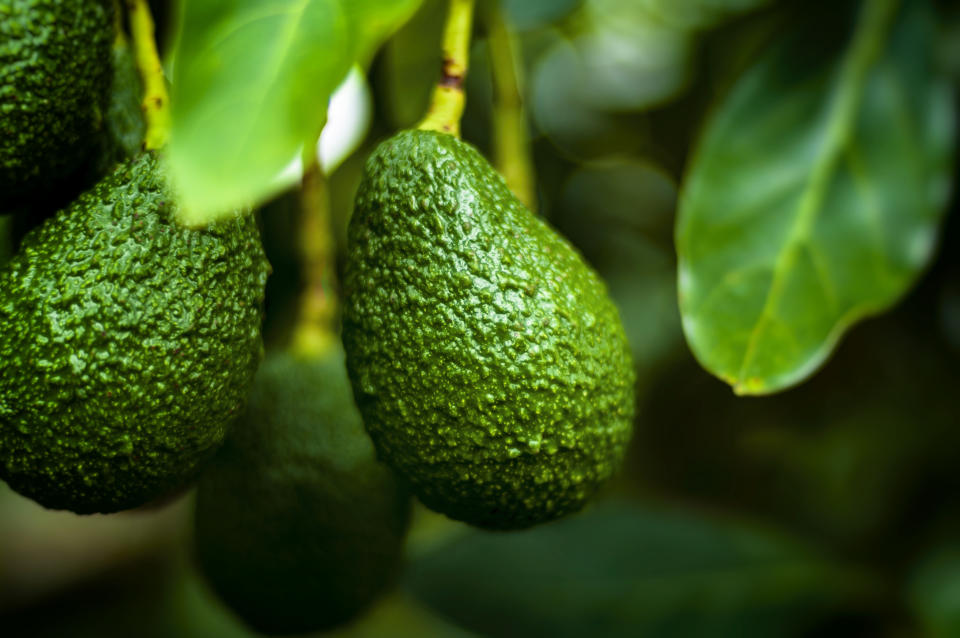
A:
[291, 153, 338, 359]
[485, 2, 536, 212]
[128, 0, 171, 150]
[417, 0, 475, 137]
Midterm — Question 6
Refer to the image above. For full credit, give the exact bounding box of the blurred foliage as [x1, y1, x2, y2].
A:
[3, 0, 960, 635]
[909, 545, 960, 638]
[406, 500, 874, 638]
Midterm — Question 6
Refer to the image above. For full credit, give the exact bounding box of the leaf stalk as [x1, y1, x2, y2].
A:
[128, 0, 171, 150]
[486, 1, 536, 211]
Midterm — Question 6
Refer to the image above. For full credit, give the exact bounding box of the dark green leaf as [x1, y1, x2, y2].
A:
[676, 0, 955, 394]
[168, 0, 421, 226]
[406, 501, 870, 638]
[908, 546, 960, 638]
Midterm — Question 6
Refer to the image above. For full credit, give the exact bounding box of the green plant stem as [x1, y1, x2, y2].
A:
[291, 144, 337, 358]
[417, 0, 476, 137]
[486, 2, 536, 212]
[128, 0, 170, 150]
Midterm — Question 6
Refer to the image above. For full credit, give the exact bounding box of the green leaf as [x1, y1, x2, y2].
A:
[168, 0, 422, 226]
[676, 0, 956, 395]
[908, 546, 960, 638]
[405, 501, 871, 638]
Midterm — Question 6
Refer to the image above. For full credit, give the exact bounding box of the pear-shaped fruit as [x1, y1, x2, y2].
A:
[194, 347, 410, 635]
[0, 152, 270, 513]
[0, 0, 114, 205]
[343, 129, 636, 530]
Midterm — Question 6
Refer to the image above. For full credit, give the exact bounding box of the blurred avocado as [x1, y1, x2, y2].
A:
[0, 0, 114, 207]
[195, 347, 410, 635]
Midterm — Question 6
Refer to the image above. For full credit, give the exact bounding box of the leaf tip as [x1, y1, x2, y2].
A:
[732, 376, 767, 397]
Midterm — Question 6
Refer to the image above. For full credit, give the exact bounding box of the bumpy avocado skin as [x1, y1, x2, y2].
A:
[194, 348, 411, 635]
[0, 0, 114, 203]
[343, 129, 636, 530]
[0, 152, 270, 514]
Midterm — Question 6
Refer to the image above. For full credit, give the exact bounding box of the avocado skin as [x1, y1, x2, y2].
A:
[343, 129, 636, 530]
[0, 152, 270, 514]
[194, 348, 410, 635]
[0, 0, 114, 204]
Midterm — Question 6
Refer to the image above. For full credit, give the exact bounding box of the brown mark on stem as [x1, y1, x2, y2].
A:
[440, 57, 464, 89]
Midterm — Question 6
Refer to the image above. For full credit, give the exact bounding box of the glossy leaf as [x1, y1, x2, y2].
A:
[405, 501, 869, 638]
[168, 0, 421, 226]
[676, 0, 955, 394]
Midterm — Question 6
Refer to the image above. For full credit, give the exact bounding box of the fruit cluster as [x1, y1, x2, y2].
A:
[0, 1, 636, 633]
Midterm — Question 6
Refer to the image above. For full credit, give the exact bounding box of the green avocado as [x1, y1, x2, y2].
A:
[343, 129, 636, 530]
[0, 0, 114, 204]
[0, 152, 270, 514]
[194, 347, 410, 635]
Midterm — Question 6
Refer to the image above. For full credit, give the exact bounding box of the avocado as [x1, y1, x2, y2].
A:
[0, 0, 114, 205]
[0, 152, 270, 514]
[194, 347, 410, 635]
[343, 129, 636, 530]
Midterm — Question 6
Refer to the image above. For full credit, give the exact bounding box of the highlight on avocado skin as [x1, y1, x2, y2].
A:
[343, 129, 636, 530]
[0, 0, 114, 206]
[194, 348, 411, 635]
[0, 152, 269, 514]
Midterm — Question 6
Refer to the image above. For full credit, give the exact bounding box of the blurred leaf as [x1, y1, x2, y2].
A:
[0, 484, 190, 613]
[575, 27, 691, 112]
[531, 37, 648, 159]
[908, 546, 960, 638]
[557, 160, 682, 372]
[940, 5, 960, 82]
[500, 0, 580, 31]
[626, 0, 772, 31]
[406, 501, 870, 638]
[380, 0, 444, 130]
[676, 0, 956, 395]
[168, 0, 421, 226]
[562, 160, 676, 233]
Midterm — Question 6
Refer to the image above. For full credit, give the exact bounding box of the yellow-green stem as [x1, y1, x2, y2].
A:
[486, 2, 536, 211]
[128, 0, 170, 150]
[417, 0, 476, 137]
[290, 145, 338, 358]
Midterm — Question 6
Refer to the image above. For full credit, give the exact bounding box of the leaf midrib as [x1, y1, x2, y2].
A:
[733, 0, 901, 394]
